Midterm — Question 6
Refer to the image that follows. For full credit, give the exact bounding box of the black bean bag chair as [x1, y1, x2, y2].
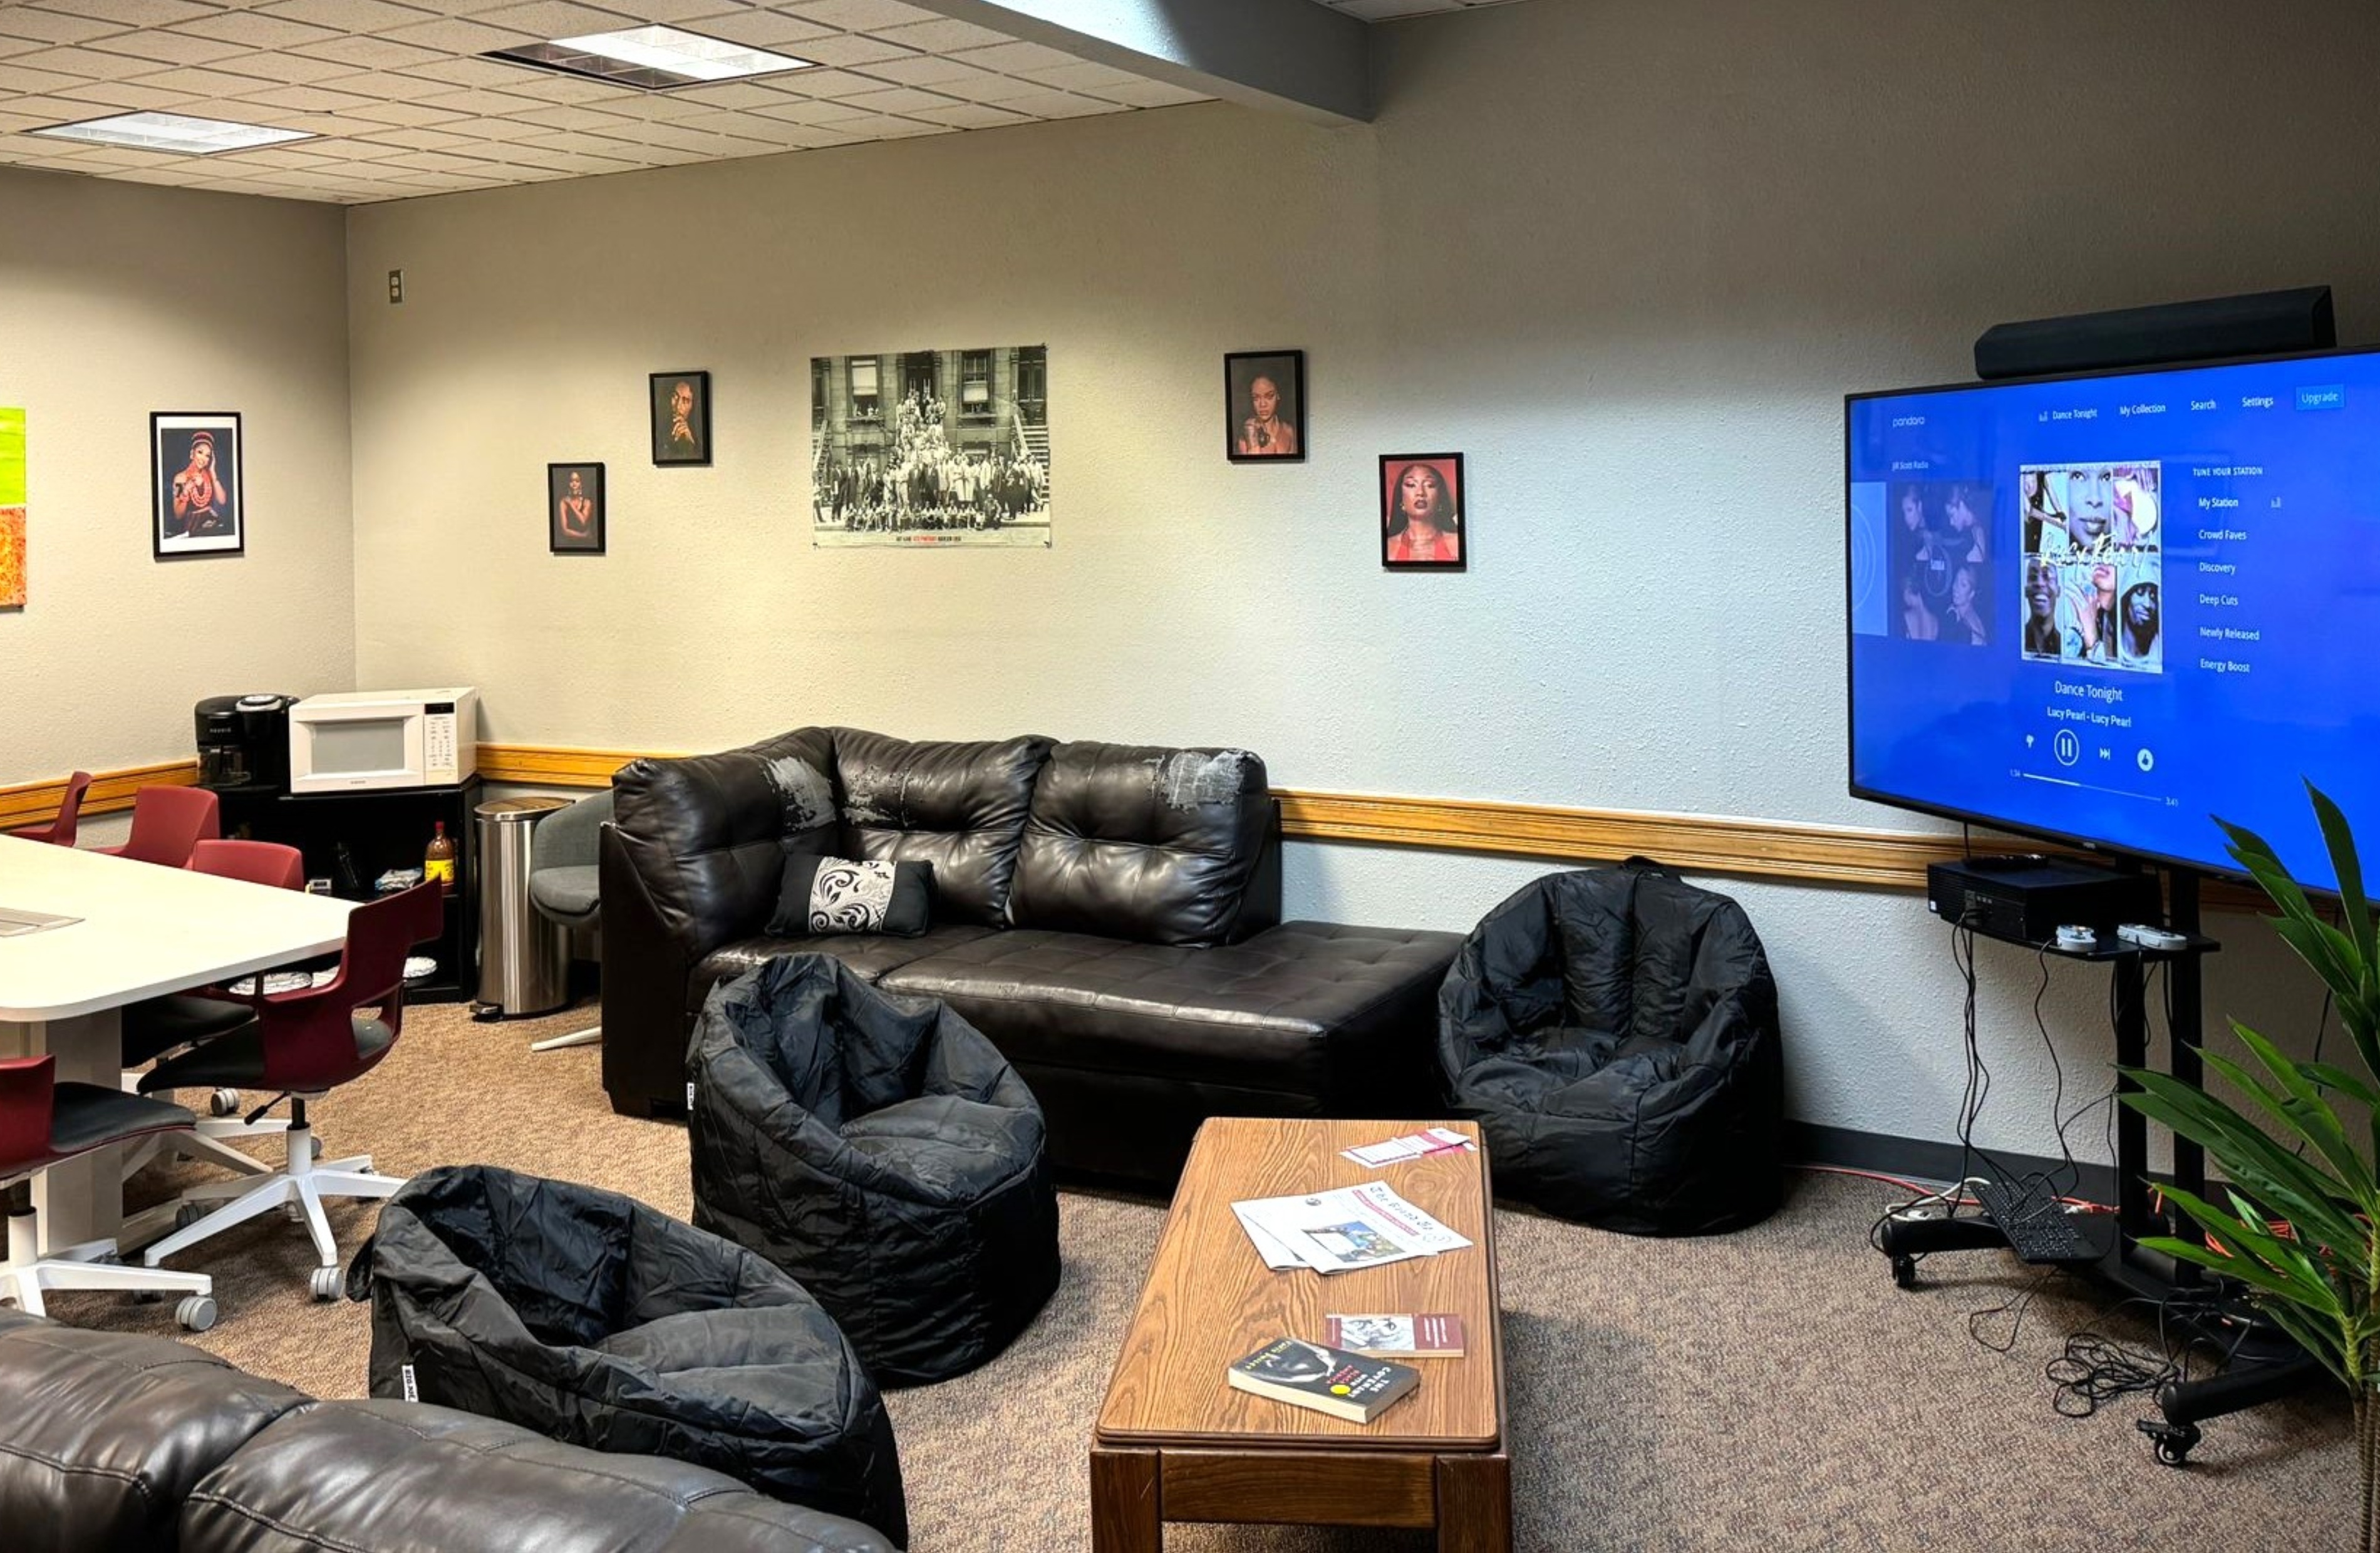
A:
[349, 1164, 907, 1547]
[1437, 861, 1783, 1235]
[689, 954, 1060, 1388]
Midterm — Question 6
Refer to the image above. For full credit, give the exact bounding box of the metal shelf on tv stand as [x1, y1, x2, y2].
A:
[1872, 863, 2324, 1467]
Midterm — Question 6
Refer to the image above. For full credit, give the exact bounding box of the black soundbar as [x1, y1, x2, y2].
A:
[1974, 286, 2334, 381]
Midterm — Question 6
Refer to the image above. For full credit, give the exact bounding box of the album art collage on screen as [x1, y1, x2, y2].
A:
[1883, 465, 2160, 673]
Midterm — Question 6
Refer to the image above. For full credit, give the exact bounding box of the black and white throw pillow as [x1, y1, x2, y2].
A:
[768, 854, 933, 937]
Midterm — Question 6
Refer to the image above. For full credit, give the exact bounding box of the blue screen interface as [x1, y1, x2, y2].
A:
[1847, 351, 2380, 890]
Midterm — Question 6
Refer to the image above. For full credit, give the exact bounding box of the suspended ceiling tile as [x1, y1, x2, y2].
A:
[0, 11, 129, 46]
[41, 0, 219, 28]
[675, 10, 835, 48]
[783, 33, 913, 68]
[12, 44, 174, 80]
[466, 1, 643, 37]
[289, 34, 452, 70]
[206, 49, 362, 83]
[993, 88, 1128, 119]
[54, 78, 187, 108]
[903, 99, 1023, 129]
[83, 29, 256, 64]
[169, 13, 346, 49]
[370, 17, 535, 53]
[254, 0, 442, 33]
[869, 17, 1010, 53]
[782, 0, 942, 31]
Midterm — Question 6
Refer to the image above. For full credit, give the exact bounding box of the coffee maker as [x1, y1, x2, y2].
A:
[195, 694, 298, 793]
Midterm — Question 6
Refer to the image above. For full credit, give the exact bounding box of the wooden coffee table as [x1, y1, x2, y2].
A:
[1090, 1117, 1509, 1551]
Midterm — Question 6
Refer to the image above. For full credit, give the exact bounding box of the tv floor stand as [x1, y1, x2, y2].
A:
[1875, 862, 2326, 1465]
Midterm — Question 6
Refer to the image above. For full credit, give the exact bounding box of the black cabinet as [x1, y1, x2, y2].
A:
[215, 779, 481, 1004]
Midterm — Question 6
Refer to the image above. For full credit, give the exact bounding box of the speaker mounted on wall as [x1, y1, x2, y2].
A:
[1974, 286, 2335, 380]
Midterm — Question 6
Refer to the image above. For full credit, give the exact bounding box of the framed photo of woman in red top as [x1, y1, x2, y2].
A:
[1380, 453, 1464, 571]
[152, 412, 243, 560]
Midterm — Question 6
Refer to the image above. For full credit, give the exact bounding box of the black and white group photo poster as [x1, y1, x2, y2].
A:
[810, 346, 1050, 548]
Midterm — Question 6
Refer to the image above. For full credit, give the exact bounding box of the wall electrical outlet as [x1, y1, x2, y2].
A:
[388, 269, 404, 304]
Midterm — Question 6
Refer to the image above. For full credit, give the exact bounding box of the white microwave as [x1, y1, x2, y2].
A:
[289, 688, 479, 793]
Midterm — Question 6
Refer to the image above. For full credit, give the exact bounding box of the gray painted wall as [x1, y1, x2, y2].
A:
[0, 166, 356, 788]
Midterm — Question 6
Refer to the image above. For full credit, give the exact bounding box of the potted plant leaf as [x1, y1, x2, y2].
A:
[2119, 783, 2379, 1550]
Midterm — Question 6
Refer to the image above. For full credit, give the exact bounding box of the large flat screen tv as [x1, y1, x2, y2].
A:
[1846, 348, 2380, 892]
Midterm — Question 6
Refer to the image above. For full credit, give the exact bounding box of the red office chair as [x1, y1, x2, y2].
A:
[5, 771, 93, 846]
[0, 1056, 217, 1329]
[121, 839, 311, 1175]
[98, 786, 220, 867]
[138, 883, 443, 1300]
[187, 838, 305, 889]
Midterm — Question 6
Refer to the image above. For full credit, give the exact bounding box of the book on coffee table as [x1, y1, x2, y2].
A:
[1325, 1313, 1466, 1358]
[1226, 1337, 1420, 1424]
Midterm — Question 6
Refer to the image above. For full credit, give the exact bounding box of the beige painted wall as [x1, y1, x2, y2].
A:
[345, 0, 2380, 1150]
[0, 165, 354, 788]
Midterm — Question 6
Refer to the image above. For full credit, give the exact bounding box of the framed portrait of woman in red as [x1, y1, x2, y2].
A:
[1379, 453, 1465, 570]
[548, 462, 605, 554]
[152, 412, 243, 560]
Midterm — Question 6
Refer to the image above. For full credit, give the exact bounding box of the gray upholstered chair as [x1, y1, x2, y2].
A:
[526, 789, 611, 1053]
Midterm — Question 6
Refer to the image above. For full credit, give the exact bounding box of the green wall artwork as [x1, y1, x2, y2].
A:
[0, 408, 24, 609]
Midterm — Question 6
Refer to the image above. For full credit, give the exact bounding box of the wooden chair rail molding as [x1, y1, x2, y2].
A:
[6, 746, 2264, 909]
[0, 760, 204, 832]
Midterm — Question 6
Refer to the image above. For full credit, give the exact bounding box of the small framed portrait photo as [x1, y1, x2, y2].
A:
[649, 369, 710, 467]
[152, 412, 243, 559]
[549, 462, 605, 554]
[1380, 452, 1466, 570]
[1224, 349, 1305, 463]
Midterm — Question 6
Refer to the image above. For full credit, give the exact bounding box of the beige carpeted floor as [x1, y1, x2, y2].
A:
[54, 998, 2357, 1551]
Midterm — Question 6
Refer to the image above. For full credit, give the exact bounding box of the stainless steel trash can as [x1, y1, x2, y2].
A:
[475, 797, 571, 1018]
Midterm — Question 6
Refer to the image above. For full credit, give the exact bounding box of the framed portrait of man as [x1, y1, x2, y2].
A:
[649, 370, 710, 467]
[152, 412, 243, 559]
[1224, 350, 1305, 463]
[1380, 452, 1466, 571]
[549, 462, 605, 554]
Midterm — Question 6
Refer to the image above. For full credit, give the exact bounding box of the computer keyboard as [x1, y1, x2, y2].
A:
[1972, 1177, 2111, 1265]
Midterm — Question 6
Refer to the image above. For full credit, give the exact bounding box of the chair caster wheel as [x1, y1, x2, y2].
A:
[2139, 1418, 2200, 1467]
[210, 1089, 242, 1117]
[1891, 1255, 1920, 1290]
[177, 1296, 219, 1333]
[310, 1267, 341, 1302]
[284, 1203, 306, 1222]
[175, 1202, 209, 1230]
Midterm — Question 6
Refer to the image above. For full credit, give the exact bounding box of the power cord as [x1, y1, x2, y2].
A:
[2046, 1291, 2260, 1418]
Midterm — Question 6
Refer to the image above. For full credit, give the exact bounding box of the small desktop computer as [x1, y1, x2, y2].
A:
[1924, 855, 2160, 944]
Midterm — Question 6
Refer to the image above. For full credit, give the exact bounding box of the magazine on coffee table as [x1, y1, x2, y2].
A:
[1232, 1180, 1473, 1274]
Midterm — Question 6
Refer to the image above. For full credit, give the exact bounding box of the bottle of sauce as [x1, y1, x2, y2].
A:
[425, 820, 457, 894]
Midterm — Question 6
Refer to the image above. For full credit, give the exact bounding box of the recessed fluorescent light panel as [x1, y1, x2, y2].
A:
[488, 25, 814, 90]
[33, 112, 312, 155]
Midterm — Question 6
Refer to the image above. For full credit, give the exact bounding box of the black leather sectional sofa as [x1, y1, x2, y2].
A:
[602, 728, 1465, 1182]
[0, 1310, 894, 1552]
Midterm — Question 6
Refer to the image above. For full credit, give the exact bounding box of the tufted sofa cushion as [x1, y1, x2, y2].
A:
[828, 729, 1053, 927]
[178, 1401, 896, 1553]
[0, 1309, 310, 1553]
[686, 925, 995, 1018]
[880, 921, 1465, 1093]
[1006, 741, 1270, 947]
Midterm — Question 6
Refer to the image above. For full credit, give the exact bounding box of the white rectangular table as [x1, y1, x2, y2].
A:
[0, 837, 352, 1252]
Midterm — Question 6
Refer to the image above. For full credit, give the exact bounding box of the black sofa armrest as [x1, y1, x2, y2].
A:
[1228, 798, 1285, 943]
[603, 730, 841, 1118]
[601, 822, 699, 1118]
